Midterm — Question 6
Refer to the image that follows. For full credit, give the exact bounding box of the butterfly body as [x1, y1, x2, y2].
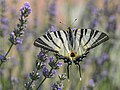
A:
[34, 27, 109, 79]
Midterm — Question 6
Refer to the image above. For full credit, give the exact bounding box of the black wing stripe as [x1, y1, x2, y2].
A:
[79, 29, 84, 44]
[68, 28, 73, 47]
[34, 38, 53, 49]
[87, 33, 109, 50]
[93, 31, 99, 38]
[92, 33, 107, 45]
[58, 31, 64, 43]
[54, 32, 58, 38]
[85, 29, 87, 35]
[88, 36, 109, 50]
[74, 29, 78, 38]
[34, 43, 58, 53]
[84, 29, 94, 46]
[63, 30, 68, 40]
[47, 33, 61, 49]
[43, 35, 49, 41]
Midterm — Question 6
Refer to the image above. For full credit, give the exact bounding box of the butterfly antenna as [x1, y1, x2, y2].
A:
[59, 19, 77, 29]
[67, 64, 70, 79]
[69, 19, 77, 28]
[78, 63, 82, 81]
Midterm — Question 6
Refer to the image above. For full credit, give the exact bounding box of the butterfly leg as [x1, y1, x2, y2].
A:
[55, 54, 72, 79]
[67, 64, 70, 79]
[77, 63, 82, 80]
[65, 59, 72, 79]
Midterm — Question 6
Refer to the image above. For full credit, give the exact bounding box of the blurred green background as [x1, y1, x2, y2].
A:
[0, 0, 120, 90]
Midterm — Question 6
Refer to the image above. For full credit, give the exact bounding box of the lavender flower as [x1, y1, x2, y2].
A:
[29, 71, 40, 80]
[72, 28, 77, 31]
[0, 0, 9, 37]
[101, 69, 108, 77]
[0, 54, 6, 62]
[106, 15, 117, 33]
[52, 74, 67, 90]
[52, 83, 63, 90]
[43, 67, 56, 78]
[58, 73, 67, 81]
[95, 53, 109, 65]
[25, 50, 47, 90]
[36, 60, 46, 70]
[20, 2, 32, 17]
[57, 62, 62, 67]
[89, 18, 99, 28]
[48, 0, 57, 27]
[52, 69, 57, 75]
[89, 79, 95, 87]
[9, 2, 31, 45]
[42, 67, 50, 78]
[16, 37, 23, 44]
[48, 56, 62, 69]
[0, 2, 31, 66]
[37, 50, 47, 61]
[0, 17, 9, 25]
[11, 76, 19, 85]
[50, 26, 57, 32]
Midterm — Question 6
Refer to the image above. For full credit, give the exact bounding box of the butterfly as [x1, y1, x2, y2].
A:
[34, 27, 109, 80]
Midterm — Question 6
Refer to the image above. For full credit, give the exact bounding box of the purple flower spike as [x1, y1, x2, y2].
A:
[0, 54, 6, 62]
[20, 2, 32, 17]
[43, 67, 49, 77]
[52, 82, 63, 90]
[49, 56, 54, 62]
[16, 37, 23, 44]
[57, 62, 62, 67]
[102, 69, 108, 77]
[89, 79, 95, 87]
[72, 28, 77, 31]
[52, 69, 57, 75]
[102, 53, 109, 61]
[24, 2, 32, 14]
[24, 2, 31, 8]
[50, 26, 57, 32]
[58, 88, 62, 90]
[38, 50, 44, 58]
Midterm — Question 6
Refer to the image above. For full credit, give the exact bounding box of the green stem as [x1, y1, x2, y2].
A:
[4, 44, 14, 57]
[36, 77, 46, 90]
[0, 43, 14, 67]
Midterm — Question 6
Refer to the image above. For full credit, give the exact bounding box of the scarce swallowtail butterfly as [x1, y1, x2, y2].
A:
[34, 27, 109, 80]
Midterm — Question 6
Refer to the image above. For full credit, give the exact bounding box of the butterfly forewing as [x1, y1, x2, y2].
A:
[74, 29, 109, 51]
[34, 31, 70, 56]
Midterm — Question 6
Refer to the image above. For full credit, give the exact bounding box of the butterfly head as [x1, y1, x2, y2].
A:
[69, 51, 89, 61]
[69, 52, 77, 58]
